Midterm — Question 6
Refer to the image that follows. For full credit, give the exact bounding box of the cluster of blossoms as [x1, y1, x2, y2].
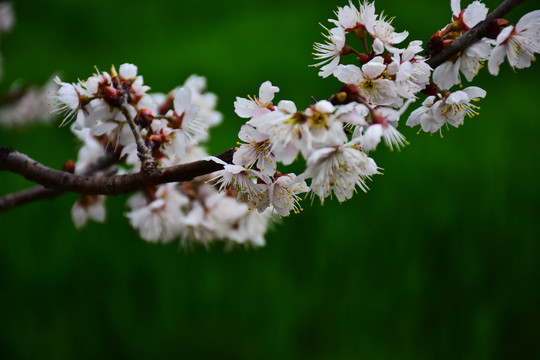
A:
[409, 0, 539, 133]
[10, 0, 540, 247]
[311, 0, 537, 139]
[217, 0, 434, 210]
[217, 0, 539, 229]
[54, 64, 271, 246]
[216, 1, 432, 209]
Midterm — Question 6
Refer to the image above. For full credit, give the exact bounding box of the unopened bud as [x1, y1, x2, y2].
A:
[104, 86, 123, 107]
[340, 45, 353, 56]
[333, 92, 348, 104]
[147, 134, 168, 150]
[353, 24, 367, 41]
[381, 53, 393, 65]
[426, 34, 443, 57]
[330, 84, 361, 105]
[135, 109, 154, 128]
[109, 65, 118, 78]
[63, 159, 76, 173]
[358, 53, 371, 65]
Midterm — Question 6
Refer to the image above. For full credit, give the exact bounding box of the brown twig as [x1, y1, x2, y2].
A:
[0, 186, 63, 211]
[118, 94, 159, 175]
[426, 0, 525, 68]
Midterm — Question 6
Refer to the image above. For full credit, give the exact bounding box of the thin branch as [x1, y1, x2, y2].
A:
[426, 0, 525, 68]
[0, 146, 234, 198]
[119, 95, 159, 175]
[0, 186, 63, 211]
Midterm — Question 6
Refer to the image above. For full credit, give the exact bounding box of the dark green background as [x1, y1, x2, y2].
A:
[1, 0, 539, 358]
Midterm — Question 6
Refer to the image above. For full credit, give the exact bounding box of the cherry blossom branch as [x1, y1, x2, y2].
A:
[119, 95, 159, 175]
[426, 0, 525, 68]
[0, 146, 234, 208]
[0, 0, 529, 213]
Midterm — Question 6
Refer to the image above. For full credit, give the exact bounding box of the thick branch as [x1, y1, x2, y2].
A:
[0, 149, 120, 211]
[426, 0, 525, 68]
[0, 146, 234, 197]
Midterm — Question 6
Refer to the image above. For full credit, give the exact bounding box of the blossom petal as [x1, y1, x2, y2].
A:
[488, 44, 506, 75]
[462, 86, 486, 100]
[433, 60, 461, 90]
[258, 81, 279, 103]
[451, 0, 461, 17]
[334, 64, 364, 84]
[515, 10, 540, 33]
[463, 1, 488, 28]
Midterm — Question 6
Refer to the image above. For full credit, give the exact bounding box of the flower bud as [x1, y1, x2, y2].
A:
[426, 34, 443, 57]
[330, 84, 361, 105]
[340, 45, 353, 56]
[134, 109, 154, 128]
[63, 159, 76, 173]
[104, 86, 123, 107]
[147, 134, 169, 150]
[357, 53, 371, 65]
[352, 24, 367, 41]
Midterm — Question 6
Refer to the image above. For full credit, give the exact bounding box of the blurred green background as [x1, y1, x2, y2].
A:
[1, 0, 539, 359]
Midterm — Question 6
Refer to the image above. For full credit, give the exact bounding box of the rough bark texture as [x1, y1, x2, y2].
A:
[0, 146, 234, 194]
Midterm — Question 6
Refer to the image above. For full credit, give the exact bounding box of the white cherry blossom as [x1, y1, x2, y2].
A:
[488, 10, 540, 75]
[370, 13, 409, 54]
[393, 41, 432, 98]
[71, 195, 106, 229]
[406, 87, 486, 133]
[334, 57, 400, 106]
[183, 75, 223, 127]
[433, 40, 491, 89]
[311, 26, 346, 78]
[234, 81, 279, 119]
[210, 163, 269, 200]
[451, 0, 488, 29]
[163, 87, 207, 159]
[251, 173, 309, 217]
[126, 184, 189, 243]
[233, 124, 276, 176]
[330, 1, 376, 32]
[52, 77, 87, 126]
[301, 143, 379, 203]
[248, 100, 310, 165]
